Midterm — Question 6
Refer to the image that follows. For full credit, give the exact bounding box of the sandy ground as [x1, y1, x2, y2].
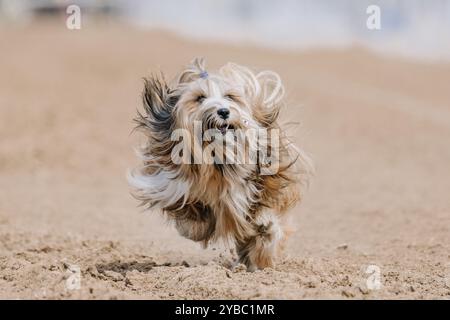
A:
[0, 22, 450, 299]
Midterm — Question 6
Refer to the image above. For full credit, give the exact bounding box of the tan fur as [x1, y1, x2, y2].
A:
[128, 58, 313, 270]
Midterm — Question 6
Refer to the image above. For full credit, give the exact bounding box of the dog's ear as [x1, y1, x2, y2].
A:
[135, 74, 178, 141]
[176, 57, 207, 84]
[253, 70, 284, 127]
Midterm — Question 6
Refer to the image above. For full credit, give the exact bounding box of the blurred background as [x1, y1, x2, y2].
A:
[1, 0, 450, 61]
[1, 0, 450, 299]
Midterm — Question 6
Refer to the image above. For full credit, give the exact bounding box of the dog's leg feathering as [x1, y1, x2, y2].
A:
[235, 211, 284, 271]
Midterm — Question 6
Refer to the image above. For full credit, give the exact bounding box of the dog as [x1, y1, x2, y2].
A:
[128, 58, 313, 271]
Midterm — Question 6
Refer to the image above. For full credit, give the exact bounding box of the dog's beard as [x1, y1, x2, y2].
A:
[201, 123, 240, 166]
[196, 106, 254, 160]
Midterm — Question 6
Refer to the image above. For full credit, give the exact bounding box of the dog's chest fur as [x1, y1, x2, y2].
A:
[187, 164, 261, 239]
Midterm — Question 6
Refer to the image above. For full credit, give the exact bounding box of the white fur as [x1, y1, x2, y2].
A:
[127, 169, 191, 209]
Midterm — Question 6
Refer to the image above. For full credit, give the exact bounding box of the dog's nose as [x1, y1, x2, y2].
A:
[217, 108, 230, 119]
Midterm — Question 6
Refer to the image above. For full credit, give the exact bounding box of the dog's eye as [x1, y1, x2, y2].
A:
[196, 95, 206, 103]
[224, 94, 237, 101]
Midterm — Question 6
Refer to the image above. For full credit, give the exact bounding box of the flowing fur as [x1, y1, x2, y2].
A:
[128, 58, 313, 270]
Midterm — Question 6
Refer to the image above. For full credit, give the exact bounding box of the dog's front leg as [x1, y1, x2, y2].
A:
[235, 211, 284, 271]
[172, 203, 216, 247]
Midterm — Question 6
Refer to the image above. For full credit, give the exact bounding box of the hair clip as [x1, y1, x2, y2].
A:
[199, 71, 209, 79]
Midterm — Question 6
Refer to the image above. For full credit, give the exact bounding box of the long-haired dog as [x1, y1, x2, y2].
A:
[128, 58, 313, 271]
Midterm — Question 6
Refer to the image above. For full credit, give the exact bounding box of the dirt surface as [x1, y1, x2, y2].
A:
[0, 23, 449, 299]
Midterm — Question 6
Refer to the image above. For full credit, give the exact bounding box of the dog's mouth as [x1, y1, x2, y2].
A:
[217, 123, 235, 135]
[203, 115, 238, 135]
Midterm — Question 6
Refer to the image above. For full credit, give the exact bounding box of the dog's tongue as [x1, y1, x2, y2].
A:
[219, 124, 228, 135]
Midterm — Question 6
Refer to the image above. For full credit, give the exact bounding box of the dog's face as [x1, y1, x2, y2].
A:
[174, 74, 257, 135]
[133, 58, 289, 169]
[159, 58, 287, 167]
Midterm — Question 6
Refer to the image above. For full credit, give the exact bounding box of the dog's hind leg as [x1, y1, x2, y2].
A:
[235, 211, 284, 271]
